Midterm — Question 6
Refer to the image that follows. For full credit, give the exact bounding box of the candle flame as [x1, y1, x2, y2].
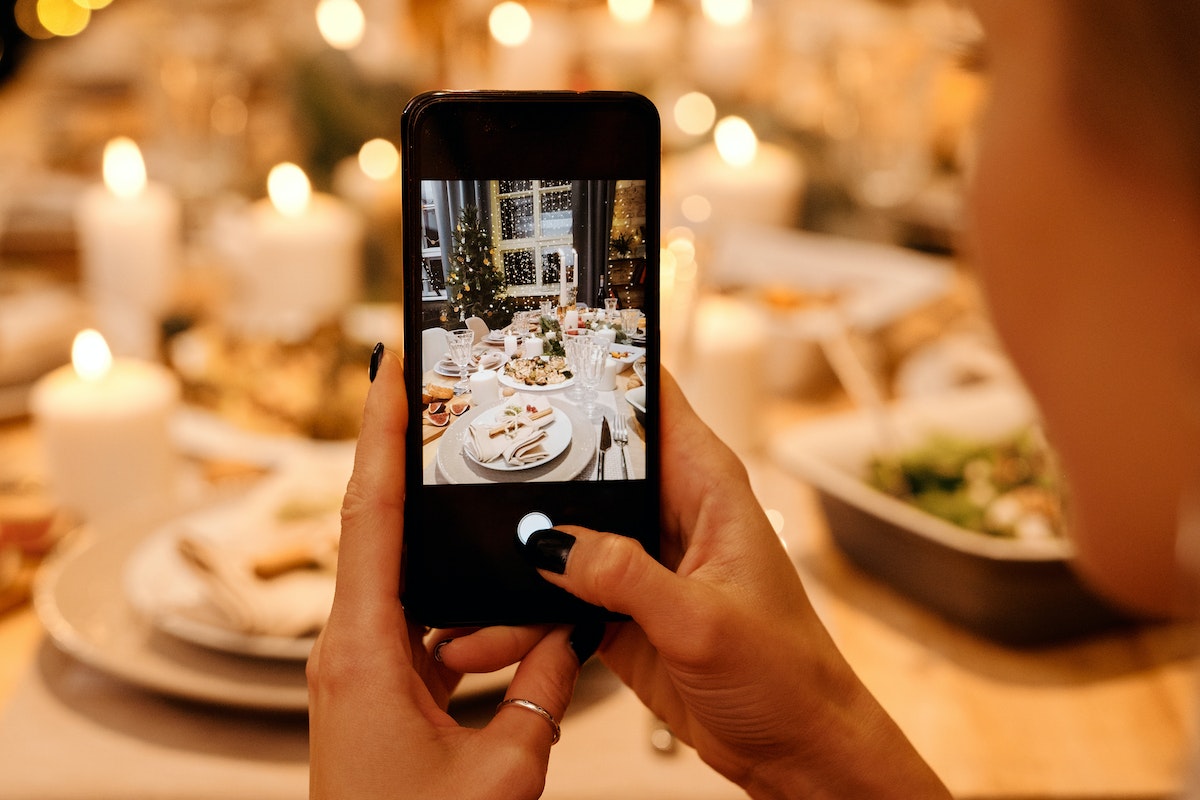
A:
[701, 0, 752, 27]
[714, 116, 758, 167]
[489, 2, 532, 47]
[102, 137, 147, 199]
[609, 0, 653, 25]
[71, 329, 112, 382]
[267, 162, 312, 217]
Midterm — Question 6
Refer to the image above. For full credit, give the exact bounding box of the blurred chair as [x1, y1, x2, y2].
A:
[422, 327, 450, 373]
[465, 316, 489, 341]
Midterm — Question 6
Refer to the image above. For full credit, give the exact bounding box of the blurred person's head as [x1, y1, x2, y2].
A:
[965, 0, 1200, 616]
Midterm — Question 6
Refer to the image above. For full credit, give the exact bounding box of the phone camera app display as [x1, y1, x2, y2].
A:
[416, 178, 649, 488]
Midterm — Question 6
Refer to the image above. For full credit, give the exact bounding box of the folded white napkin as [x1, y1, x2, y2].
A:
[478, 350, 506, 370]
[174, 520, 337, 638]
[464, 394, 556, 466]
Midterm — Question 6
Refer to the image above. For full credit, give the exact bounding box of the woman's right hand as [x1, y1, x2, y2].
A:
[522, 372, 951, 799]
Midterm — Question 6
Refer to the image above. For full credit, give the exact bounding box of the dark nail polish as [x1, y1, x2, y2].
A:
[522, 528, 576, 574]
[369, 342, 385, 382]
[569, 621, 605, 664]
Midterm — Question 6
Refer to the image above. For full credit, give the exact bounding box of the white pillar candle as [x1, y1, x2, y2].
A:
[665, 117, 806, 233]
[227, 163, 364, 341]
[582, 3, 681, 88]
[504, 334, 519, 356]
[595, 327, 617, 346]
[676, 296, 765, 452]
[601, 357, 620, 391]
[563, 309, 579, 331]
[469, 368, 500, 403]
[75, 137, 182, 357]
[29, 329, 180, 523]
[686, 9, 766, 97]
[487, 3, 572, 89]
[524, 337, 544, 358]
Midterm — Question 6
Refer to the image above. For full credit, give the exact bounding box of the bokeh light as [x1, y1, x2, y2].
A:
[673, 91, 716, 136]
[701, 0, 752, 27]
[358, 138, 400, 181]
[267, 163, 313, 218]
[608, 0, 653, 25]
[713, 115, 758, 167]
[489, 2, 533, 47]
[316, 0, 366, 50]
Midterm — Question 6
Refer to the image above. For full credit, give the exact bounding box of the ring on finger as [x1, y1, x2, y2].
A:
[496, 697, 561, 745]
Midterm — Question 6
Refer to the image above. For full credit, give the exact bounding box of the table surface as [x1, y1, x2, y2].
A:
[1, 386, 1198, 799]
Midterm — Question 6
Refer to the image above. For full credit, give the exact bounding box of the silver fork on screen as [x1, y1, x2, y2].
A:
[612, 411, 630, 480]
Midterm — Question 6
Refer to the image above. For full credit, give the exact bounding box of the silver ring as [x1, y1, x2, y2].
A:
[496, 698, 561, 745]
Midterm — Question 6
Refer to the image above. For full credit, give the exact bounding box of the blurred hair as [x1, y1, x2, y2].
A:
[1060, 1, 1200, 192]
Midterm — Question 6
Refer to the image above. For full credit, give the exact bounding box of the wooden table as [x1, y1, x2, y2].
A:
[1, 396, 1198, 798]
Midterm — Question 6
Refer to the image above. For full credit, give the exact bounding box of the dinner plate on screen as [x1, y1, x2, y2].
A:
[607, 345, 645, 366]
[435, 400, 595, 484]
[497, 362, 575, 392]
[462, 404, 573, 472]
[435, 359, 479, 377]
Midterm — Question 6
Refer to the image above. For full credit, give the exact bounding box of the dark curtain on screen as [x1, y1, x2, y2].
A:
[431, 180, 492, 282]
[572, 180, 616, 307]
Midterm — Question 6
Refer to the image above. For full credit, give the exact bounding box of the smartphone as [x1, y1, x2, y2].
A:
[400, 91, 661, 627]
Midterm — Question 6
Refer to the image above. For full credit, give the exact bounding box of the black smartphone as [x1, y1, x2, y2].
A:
[400, 91, 661, 627]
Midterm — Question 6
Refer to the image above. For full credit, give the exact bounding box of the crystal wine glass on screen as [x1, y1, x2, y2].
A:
[446, 329, 475, 395]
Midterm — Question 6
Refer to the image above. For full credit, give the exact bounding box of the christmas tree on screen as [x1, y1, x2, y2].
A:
[446, 204, 515, 329]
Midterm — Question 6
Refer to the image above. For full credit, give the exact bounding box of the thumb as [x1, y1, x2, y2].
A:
[523, 525, 696, 643]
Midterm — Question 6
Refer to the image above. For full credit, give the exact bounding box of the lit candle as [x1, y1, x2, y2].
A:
[582, 2, 681, 88]
[677, 295, 765, 451]
[664, 116, 806, 232]
[686, 2, 765, 97]
[227, 163, 364, 340]
[487, 2, 572, 90]
[29, 329, 180, 523]
[75, 137, 182, 357]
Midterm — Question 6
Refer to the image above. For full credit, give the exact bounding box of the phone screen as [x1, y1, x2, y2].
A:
[400, 92, 660, 627]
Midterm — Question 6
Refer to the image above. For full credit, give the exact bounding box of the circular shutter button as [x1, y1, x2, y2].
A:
[516, 512, 554, 544]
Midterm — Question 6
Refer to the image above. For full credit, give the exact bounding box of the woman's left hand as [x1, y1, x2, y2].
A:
[307, 347, 583, 800]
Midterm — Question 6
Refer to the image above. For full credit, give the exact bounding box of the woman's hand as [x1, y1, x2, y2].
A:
[519, 372, 952, 799]
[307, 347, 583, 800]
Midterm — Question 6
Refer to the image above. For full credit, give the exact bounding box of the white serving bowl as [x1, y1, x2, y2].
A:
[771, 385, 1127, 645]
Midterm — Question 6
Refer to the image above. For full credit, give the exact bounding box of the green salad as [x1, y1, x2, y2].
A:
[866, 427, 1066, 540]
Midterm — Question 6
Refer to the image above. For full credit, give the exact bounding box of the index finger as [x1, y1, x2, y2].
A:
[330, 346, 407, 622]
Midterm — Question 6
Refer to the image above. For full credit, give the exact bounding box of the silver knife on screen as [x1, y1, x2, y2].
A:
[597, 417, 612, 480]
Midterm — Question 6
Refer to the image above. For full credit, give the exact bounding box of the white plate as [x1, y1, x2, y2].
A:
[462, 404, 572, 472]
[435, 400, 596, 484]
[35, 525, 312, 712]
[35, 523, 515, 712]
[497, 358, 576, 392]
[123, 517, 328, 660]
[170, 407, 358, 468]
[435, 360, 479, 377]
[607, 345, 645, 366]
[122, 457, 353, 660]
[709, 224, 953, 334]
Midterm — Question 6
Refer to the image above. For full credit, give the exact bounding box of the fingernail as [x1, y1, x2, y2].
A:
[569, 621, 605, 664]
[522, 528, 576, 575]
[433, 638, 452, 662]
[369, 342, 385, 382]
